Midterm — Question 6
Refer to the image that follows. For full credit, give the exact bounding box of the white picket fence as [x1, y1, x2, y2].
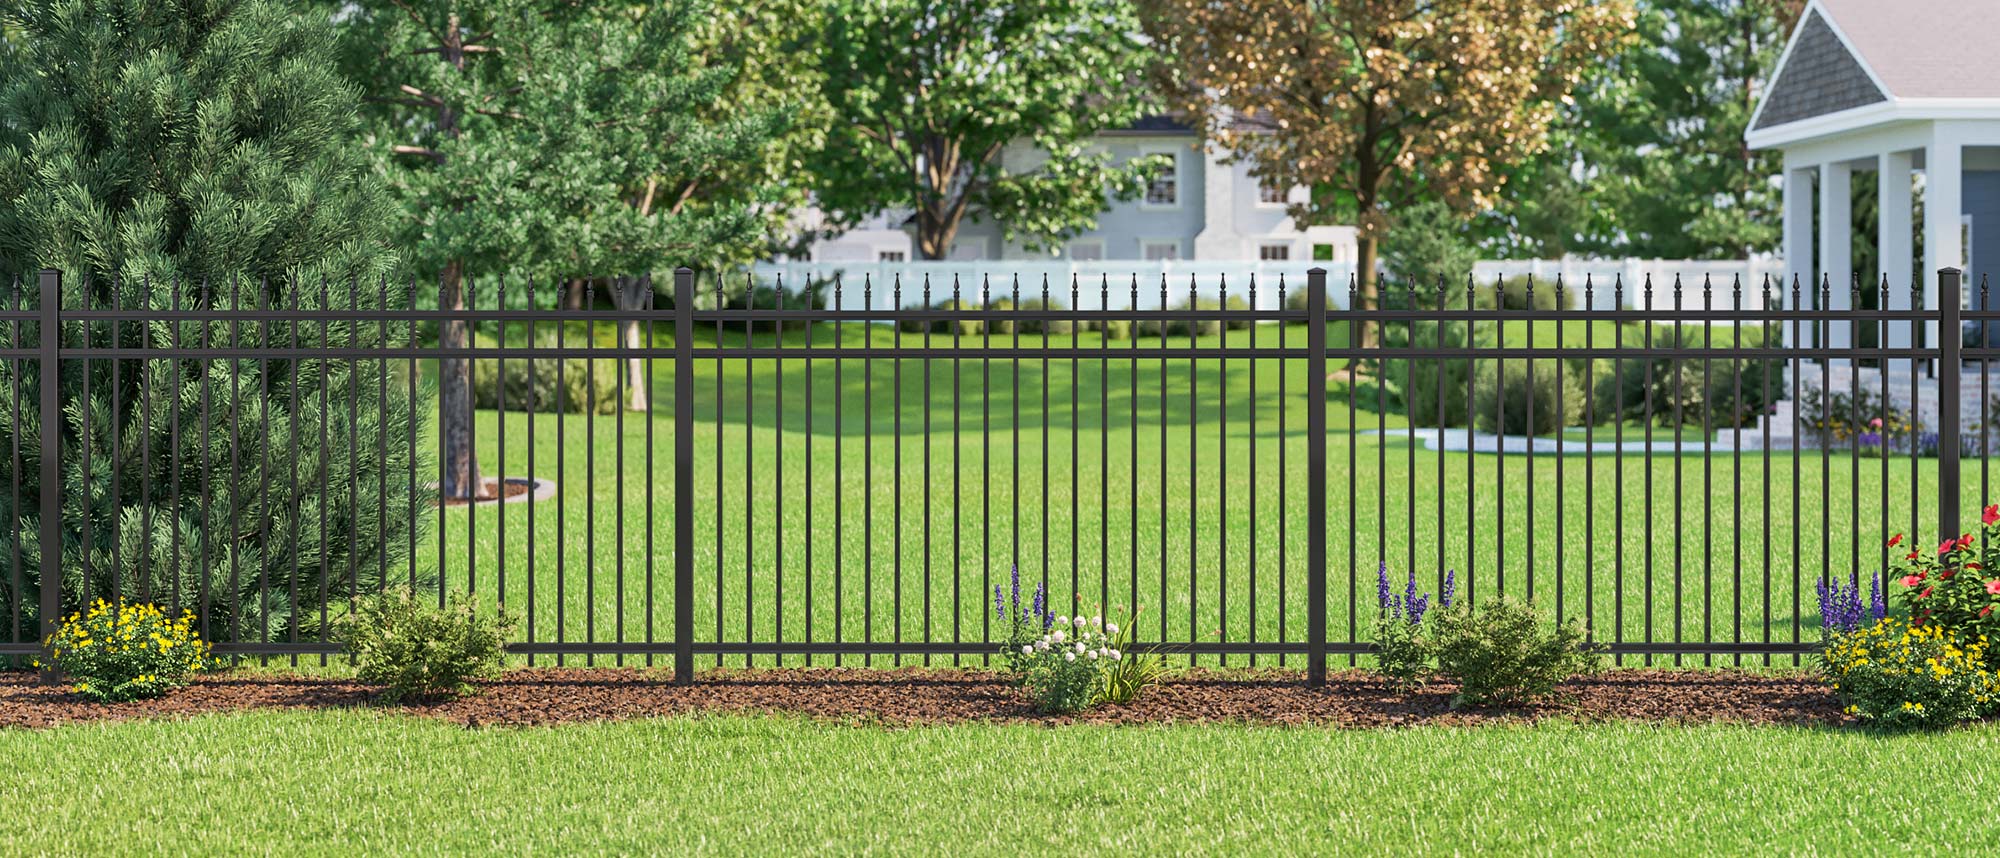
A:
[750, 257, 1787, 312]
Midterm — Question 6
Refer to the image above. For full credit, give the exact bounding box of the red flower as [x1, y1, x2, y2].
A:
[1889, 533, 1905, 547]
[1983, 606, 1996, 619]
[1961, 534, 1980, 550]
[1988, 579, 2000, 596]
[1901, 574, 1925, 587]
[1907, 551, 1921, 561]
[1986, 504, 2000, 526]
[1970, 563, 1985, 571]
[1944, 568, 1958, 579]
[1941, 538, 1958, 556]
[1918, 587, 1935, 599]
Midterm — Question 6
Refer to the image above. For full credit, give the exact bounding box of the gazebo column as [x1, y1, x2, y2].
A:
[1925, 131, 1964, 350]
[1818, 160, 1853, 349]
[1880, 150, 1915, 348]
[1783, 164, 1816, 302]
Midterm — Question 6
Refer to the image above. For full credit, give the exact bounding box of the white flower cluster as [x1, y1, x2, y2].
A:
[1019, 614, 1122, 663]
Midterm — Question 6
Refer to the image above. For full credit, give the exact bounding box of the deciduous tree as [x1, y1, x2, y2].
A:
[813, 0, 1158, 260]
[1143, 0, 1632, 346]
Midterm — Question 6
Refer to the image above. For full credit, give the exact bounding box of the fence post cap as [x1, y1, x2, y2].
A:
[1940, 267, 1963, 275]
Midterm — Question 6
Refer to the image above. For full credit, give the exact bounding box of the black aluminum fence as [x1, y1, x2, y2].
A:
[0, 267, 1988, 685]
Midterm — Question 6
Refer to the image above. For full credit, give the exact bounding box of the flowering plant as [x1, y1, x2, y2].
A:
[1817, 617, 2000, 728]
[993, 565, 1055, 673]
[1372, 562, 1453, 689]
[1816, 571, 1887, 638]
[43, 600, 211, 703]
[1887, 506, 2000, 662]
[1013, 614, 1123, 713]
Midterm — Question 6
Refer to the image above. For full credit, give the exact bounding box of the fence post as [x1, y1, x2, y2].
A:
[36, 269, 60, 684]
[1306, 267, 1328, 687]
[673, 268, 696, 685]
[1939, 267, 1963, 541]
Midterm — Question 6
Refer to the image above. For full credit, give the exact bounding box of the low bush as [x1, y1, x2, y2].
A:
[1798, 387, 1918, 449]
[470, 332, 621, 415]
[1474, 360, 1583, 436]
[341, 589, 512, 703]
[1817, 618, 1999, 728]
[1472, 276, 1570, 311]
[1384, 323, 1490, 428]
[984, 297, 1017, 335]
[1012, 297, 1074, 335]
[43, 600, 211, 702]
[1429, 597, 1601, 707]
[1138, 294, 1251, 338]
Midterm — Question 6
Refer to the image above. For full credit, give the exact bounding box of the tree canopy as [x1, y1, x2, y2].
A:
[1143, 0, 1633, 341]
[812, 0, 1158, 260]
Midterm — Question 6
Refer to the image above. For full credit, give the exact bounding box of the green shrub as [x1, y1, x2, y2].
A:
[1005, 611, 1126, 714]
[1589, 325, 1784, 429]
[1014, 297, 1074, 335]
[1138, 294, 1251, 338]
[1385, 322, 1491, 428]
[1818, 618, 1999, 728]
[984, 297, 1017, 335]
[341, 589, 513, 703]
[470, 333, 622, 415]
[1473, 276, 1571, 311]
[44, 600, 211, 702]
[1429, 597, 1601, 707]
[1474, 360, 1582, 436]
[1281, 283, 1334, 322]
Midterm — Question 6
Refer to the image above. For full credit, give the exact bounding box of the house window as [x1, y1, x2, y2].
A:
[1259, 244, 1290, 261]
[1140, 153, 1178, 207]
[1067, 240, 1104, 261]
[1259, 178, 1288, 205]
[1142, 240, 1180, 261]
[878, 251, 905, 262]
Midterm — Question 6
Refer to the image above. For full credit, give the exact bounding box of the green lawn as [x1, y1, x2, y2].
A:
[378, 317, 1976, 669]
[2, 710, 1991, 854]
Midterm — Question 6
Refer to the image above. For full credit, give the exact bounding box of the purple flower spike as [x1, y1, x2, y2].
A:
[1440, 570, 1456, 610]
[1376, 562, 1394, 614]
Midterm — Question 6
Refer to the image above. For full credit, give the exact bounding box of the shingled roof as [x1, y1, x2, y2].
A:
[1751, 0, 2000, 134]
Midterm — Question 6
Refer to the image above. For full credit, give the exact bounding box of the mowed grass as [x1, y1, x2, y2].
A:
[2, 710, 1994, 855]
[388, 317, 1985, 668]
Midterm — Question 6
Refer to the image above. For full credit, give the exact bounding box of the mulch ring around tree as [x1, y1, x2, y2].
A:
[0, 667, 1850, 730]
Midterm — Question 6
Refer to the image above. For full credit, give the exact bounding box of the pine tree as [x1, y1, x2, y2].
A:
[0, 0, 430, 642]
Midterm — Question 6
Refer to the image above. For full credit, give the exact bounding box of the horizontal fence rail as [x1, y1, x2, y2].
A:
[3, 267, 1988, 687]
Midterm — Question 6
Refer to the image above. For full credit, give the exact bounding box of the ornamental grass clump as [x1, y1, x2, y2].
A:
[1096, 609, 1164, 705]
[1817, 617, 2000, 728]
[44, 600, 211, 703]
[341, 589, 511, 703]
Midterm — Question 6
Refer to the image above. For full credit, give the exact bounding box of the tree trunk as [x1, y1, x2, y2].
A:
[613, 275, 650, 412]
[438, 261, 482, 500]
[1355, 233, 1380, 349]
[563, 278, 589, 310]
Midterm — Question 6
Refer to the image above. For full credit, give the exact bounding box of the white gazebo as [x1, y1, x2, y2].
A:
[1747, 0, 2000, 350]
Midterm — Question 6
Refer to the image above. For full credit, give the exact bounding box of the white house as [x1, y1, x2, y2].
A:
[803, 115, 1359, 265]
[1745, 0, 2000, 349]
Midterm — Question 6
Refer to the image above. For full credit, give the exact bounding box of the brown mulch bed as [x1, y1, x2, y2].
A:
[0, 667, 1848, 730]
